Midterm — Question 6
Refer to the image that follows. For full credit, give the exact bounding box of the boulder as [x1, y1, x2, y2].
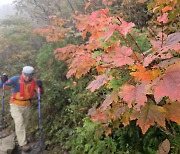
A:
[0, 133, 15, 154]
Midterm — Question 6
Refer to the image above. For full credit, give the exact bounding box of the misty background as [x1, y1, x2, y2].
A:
[0, 3, 16, 19]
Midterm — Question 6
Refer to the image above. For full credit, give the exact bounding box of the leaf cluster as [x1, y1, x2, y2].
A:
[27, 0, 180, 153]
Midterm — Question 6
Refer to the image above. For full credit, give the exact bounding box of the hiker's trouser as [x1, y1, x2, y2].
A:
[10, 104, 30, 146]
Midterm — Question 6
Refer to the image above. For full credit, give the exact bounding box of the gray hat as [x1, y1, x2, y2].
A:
[22, 66, 34, 76]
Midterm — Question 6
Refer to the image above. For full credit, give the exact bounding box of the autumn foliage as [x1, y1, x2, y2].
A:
[35, 0, 180, 135]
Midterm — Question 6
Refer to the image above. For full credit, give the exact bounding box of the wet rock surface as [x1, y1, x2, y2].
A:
[0, 132, 15, 154]
[0, 130, 47, 154]
[12, 142, 47, 154]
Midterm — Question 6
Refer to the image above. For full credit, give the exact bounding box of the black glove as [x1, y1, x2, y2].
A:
[1, 74, 8, 83]
[36, 80, 43, 88]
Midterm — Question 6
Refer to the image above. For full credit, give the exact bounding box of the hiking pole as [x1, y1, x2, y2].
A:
[38, 87, 42, 148]
[0, 81, 5, 144]
[1, 73, 8, 132]
[1, 83, 5, 130]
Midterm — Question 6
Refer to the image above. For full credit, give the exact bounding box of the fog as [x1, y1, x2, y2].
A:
[0, 0, 15, 19]
[0, 0, 14, 6]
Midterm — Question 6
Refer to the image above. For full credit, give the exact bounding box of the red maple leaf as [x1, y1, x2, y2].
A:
[116, 18, 135, 36]
[101, 51, 114, 63]
[143, 51, 172, 67]
[113, 46, 135, 67]
[119, 84, 135, 108]
[157, 13, 169, 23]
[142, 34, 180, 67]
[164, 32, 180, 46]
[143, 53, 167, 67]
[89, 10, 99, 24]
[157, 32, 167, 41]
[154, 63, 180, 103]
[154, 58, 180, 68]
[86, 74, 110, 92]
[104, 24, 116, 41]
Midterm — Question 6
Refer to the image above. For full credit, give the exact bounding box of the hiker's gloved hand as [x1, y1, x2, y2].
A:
[1, 74, 8, 83]
[36, 80, 43, 88]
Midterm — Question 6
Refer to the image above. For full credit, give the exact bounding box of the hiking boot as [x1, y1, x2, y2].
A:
[21, 144, 31, 152]
[7, 149, 13, 154]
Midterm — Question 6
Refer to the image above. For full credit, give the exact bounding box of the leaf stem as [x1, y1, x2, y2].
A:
[156, 125, 171, 135]
[159, 10, 165, 48]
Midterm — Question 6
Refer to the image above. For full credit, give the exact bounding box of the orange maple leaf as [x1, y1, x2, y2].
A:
[162, 6, 173, 13]
[119, 82, 151, 110]
[84, 2, 91, 11]
[130, 63, 151, 81]
[54, 44, 76, 61]
[100, 91, 118, 111]
[130, 103, 166, 134]
[67, 52, 96, 78]
[130, 63, 161, 82]
[102, 0, 116, 5]
[137, 0, 146, 3]
[105, 127, 112, 136]
[163, 101, 180, 124]
[34, 17, 70, 42]
[96, 65, 106, 74]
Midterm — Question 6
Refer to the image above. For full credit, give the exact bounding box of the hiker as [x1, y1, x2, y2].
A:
[0, 66, 43, 152]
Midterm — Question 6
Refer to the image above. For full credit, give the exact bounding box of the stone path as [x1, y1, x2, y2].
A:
[0, 132, 15, 154]
[11, 142, 47, 154]
[0, 130, 47, 154]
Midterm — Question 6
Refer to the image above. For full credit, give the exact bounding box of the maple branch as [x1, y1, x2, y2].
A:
[66, 0, 77, 15]
[119, 33, 141, 63]
[117, 17, 122, 24]
[146, 94, 156, 103]
[128, 33, 145, 57]
[146, 27, 158, 41]
[167, 121, 176, 135]
[161, 22, 164, 48]
[116, 17, 142, 63]
[160, 11, 164, 48]
[125, 77, 133, 85]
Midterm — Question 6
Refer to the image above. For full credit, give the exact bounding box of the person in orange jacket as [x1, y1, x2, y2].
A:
[0, 66, 43, 152]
